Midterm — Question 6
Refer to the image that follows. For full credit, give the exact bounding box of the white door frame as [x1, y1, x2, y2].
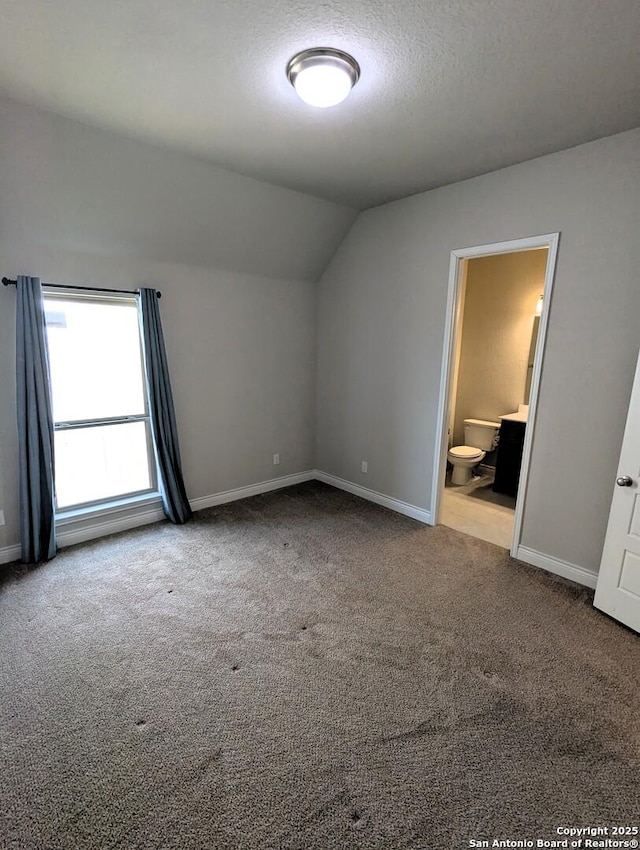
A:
[430, 232, 560, 557]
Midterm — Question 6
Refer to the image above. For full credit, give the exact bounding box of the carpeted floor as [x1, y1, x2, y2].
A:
[1, 481, 638, 850]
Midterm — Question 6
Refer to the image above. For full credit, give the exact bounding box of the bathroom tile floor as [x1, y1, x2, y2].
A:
[441, 472, 515, 549]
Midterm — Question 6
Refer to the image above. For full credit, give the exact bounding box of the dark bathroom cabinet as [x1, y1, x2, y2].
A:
[493, 419, 526, 497]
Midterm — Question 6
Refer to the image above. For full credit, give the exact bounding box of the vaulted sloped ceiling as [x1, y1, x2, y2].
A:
[1, 0, 639, 209]
[0, 97, 356, 282]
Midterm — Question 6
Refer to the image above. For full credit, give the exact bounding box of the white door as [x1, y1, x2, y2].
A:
[594, 350, 640, 632]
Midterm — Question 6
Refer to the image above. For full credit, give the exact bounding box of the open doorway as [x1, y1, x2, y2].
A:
[431, 234, 559, 554]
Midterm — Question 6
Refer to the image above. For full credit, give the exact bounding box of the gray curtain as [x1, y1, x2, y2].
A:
[16, 276, 57, 563]
[138, 288, 192, 524]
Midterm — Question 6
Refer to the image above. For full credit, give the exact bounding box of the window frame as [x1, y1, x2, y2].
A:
[44, 289, 158, 514]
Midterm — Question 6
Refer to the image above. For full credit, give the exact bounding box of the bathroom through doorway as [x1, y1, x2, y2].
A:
[431, 234, 559, 553]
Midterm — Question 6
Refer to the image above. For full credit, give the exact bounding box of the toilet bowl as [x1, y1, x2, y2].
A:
[447, 445, 486, 485]
[447, 418, 500, 486]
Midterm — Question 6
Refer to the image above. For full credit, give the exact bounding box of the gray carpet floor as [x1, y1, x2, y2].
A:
[1, 481, 638, 850]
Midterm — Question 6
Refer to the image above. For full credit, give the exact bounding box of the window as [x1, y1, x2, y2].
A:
[44, 292, 157, 512]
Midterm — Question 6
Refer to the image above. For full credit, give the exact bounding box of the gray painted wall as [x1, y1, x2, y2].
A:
[0, 247, 317, 551]
[2, 92, 639, 580]
[0, 97, 356, 552]
[316, 128, 640, 575]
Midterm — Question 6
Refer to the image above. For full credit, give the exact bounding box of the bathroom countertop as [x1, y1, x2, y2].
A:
[499, 411, 528, 423]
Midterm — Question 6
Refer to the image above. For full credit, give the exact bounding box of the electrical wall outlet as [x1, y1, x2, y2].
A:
[0, 509, 4, 527]
[273, 453, 280, 466]
[361, 461, 368, 473]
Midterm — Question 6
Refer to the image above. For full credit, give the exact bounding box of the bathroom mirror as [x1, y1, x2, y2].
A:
[524, 315, 540, 404]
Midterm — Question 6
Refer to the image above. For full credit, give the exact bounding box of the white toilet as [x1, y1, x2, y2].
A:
[447, 418, 501, 485]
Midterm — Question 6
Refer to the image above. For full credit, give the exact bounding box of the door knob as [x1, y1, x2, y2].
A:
[616, 475, 634, 487]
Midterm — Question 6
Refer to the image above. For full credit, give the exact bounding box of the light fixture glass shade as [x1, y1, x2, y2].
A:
[535, 295, 544, 316]
[287, 48, 360, 108]
[294, 65, 353, 107]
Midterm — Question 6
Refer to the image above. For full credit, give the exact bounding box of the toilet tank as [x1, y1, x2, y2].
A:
[463, 418, 501, 450]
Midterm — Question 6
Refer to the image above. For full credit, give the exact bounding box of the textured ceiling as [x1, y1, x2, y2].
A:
[0, 0, 639, 209]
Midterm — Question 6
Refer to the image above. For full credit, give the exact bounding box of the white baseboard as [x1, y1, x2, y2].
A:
[60, 471, 316, 547]
[515, 545, 598, 589]
[0, 471, 316, 565]
[189, 471, 315, 512]
[314, 470, 432, 525]
[0, 543, 22, 566]
[0, 475, 598, 590]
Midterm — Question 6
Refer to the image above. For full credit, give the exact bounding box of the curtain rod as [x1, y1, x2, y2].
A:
[2, 277, 161, 298]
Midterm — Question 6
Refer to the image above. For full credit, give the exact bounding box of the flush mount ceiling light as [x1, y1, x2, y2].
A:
[287, 48, 360, 108]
